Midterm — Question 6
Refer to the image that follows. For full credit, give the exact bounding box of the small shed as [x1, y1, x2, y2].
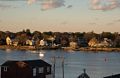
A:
[1, 59, 52, 78]
[104, 74, 120, 78]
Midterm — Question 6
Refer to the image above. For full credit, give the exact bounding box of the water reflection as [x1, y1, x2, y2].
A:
[0, 50, 120, 78]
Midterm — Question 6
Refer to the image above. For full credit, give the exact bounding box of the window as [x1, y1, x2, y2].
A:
[33, 68, 37, 76]
[4, 66, 8, 72]
[47, 67, 50, 73]
[39, 67, 44, 73]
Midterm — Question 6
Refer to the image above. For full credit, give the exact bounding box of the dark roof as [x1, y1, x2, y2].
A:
[1, 59, 51, 67]
[78, 73, 90, 78]
[78, 69, 90, 78]
[104, 74, 120, 78]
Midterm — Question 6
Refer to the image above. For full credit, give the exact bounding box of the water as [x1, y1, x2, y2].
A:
[0, 49, 120, 78]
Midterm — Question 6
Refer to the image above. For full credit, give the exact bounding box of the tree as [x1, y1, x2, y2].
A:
[26, 29, 32, 37]
[60, 32, 69, 47]
[100, 32, 113, 40]
[84, 31, 97, 42]
[15, 33, 28, 46]
[113, 35, 120, 47]
[32, 31, 42, 40]
[0, 31, 6, 45]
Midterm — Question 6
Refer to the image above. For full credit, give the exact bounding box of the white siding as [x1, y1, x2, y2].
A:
[38, 67, 44, 73]
[33, 68, 37, 76]
[46, 75, 52, 78]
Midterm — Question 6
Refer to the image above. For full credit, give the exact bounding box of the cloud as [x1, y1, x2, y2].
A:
[89, 22, 97, 25]
[0, 3, 12, 10]
[40, 0, 65, 11]
[107, 19, 120, 25]
[27, 0, 36, 5]
[27, 0, 65, 10]
[67, 5, 72, 8]
[107, 22, 114, 25]
[115, 19, 120, 22]
[0, 0, 65, 11]
[61, 21, 67, 25]
[90, 0, 120, 11]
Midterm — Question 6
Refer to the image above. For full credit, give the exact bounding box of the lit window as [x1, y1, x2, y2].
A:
[4, 67, 8, 72]
[47, 67, 50, 73]
[33, 68, 36, 76]
[39, 67, 44, 73]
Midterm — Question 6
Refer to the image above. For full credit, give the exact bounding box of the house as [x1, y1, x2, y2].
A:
[1, 60, 52, 78]
[12, 39, 19, 46]
[69, 41, 78, 49]
[6, 36, 12, 45]
[88, 38, 98, 47]
[78, 69, 90, 78]
[26, 39, 35, 46]
[40, 39, 46, 46]
[104, 74, 120, 78]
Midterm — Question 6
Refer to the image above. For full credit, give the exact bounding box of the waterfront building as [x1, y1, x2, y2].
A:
[26, 39, 34, 46]
[6, 36, 12, 45]
[40, 39, 46, 46]
[1, 60, 52, 78]
[69, 41, 78, 49]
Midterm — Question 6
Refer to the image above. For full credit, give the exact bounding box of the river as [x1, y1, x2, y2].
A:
[0, 49, 120, 78]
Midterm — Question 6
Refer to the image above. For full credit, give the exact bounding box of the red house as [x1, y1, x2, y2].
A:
[1, 60, 52, 78]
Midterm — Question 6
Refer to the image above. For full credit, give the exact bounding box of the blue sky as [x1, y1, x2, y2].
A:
[0, 0, 120, 33]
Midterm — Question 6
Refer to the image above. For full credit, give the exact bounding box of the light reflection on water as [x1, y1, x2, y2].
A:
[0, 49, 120, 78]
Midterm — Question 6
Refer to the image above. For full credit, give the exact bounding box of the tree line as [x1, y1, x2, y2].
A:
[0, 29, 120, 48]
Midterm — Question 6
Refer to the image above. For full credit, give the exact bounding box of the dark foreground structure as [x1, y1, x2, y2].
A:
[0, 60, 52, 78]
[78, 69, 90, 78]
[104, 74, 120, 78]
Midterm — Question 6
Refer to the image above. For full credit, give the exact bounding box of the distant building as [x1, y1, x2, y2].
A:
[26, 39, 34, 46]
[88, 38, 98, 47]
[6, 36, 12, 45]
[40, 39, 46, 46]
[12, 39, 19, 46]
[1, 60, 52, 78]
[69, 41, 78, 49]
[104, 74, 120, 78]
[88, 38, 112, 48]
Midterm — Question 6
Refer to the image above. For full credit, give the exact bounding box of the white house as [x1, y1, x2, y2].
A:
[69, 41, 78, 49]
[26, 40, 33, 46]
[6, 36, 12, 45]
[39, 39, 46, 46]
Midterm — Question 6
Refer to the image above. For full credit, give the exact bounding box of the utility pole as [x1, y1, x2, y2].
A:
[62, 57, 64, 78]
[52, 56, 64, 78]
[51, 56, 56, 78]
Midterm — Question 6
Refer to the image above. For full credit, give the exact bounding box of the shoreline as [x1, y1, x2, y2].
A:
[0, 45, 120, 52]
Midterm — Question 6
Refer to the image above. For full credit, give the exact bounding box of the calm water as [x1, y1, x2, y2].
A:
[0, 49, 120, 78]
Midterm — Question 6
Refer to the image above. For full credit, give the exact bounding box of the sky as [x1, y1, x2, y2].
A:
[0, 0, 120, 33]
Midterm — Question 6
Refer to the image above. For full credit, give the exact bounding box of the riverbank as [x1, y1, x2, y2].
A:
[79, 47, 120, 52]
[0, 45, 59, 51]
[0, 45, 120, 52]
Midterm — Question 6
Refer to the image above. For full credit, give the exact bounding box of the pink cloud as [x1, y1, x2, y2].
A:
[41, 0, 65, 11]
[90, 0, 120, 11]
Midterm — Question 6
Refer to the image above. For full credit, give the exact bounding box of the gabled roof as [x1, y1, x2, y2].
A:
[78, 73, 90, 78]
[1, 59, 51, 67]
[78, 69, 90, 78]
